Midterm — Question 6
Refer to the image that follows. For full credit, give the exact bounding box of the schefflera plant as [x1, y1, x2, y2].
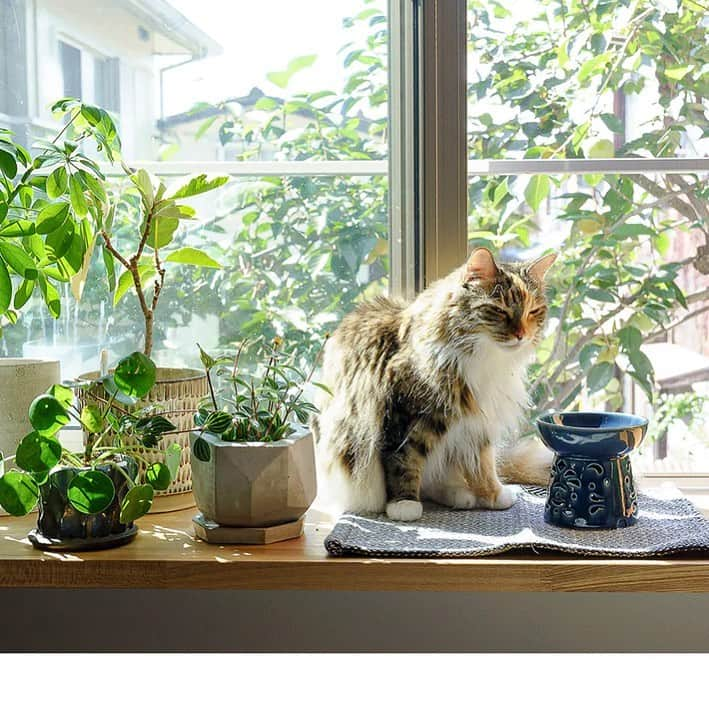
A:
[0, 352, 181, 524]
[191, 339, 329, 462]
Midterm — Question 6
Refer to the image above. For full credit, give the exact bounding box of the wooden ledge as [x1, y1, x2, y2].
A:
[2, 504, 709, 592]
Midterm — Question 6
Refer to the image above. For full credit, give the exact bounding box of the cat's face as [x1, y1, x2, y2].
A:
[461, 248, 556, 350]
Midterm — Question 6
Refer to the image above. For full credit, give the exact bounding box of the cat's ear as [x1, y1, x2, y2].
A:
[528, 252, 557, 282]
[464, 248, 499, 283]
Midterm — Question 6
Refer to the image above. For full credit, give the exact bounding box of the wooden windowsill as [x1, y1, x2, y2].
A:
[2, 496, 709, 592]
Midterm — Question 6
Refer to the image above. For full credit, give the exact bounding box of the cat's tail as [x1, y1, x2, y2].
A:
[498, 437, 553, 487]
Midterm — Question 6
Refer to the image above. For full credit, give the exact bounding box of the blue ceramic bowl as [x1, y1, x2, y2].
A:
[537, 411, 648, 459]
[536, 411, 648, 530]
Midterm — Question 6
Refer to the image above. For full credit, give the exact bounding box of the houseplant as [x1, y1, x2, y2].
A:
[0, 351, 181, 550]
[0, 101, 120, 463]
[44, 99, 229, 507]
[189, 339, 324, 543]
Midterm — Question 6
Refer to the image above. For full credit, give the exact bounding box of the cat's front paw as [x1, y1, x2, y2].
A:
[386, 499, 423, 521]
[489, 484, 517, 510]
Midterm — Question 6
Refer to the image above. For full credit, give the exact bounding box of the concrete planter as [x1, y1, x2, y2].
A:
[0, 358, 60, 459]
[189, 427, 317, 528]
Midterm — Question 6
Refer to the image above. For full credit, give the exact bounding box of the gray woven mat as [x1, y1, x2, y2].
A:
[324, 486, 709, 558]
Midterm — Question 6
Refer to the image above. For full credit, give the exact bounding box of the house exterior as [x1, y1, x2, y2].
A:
[0, 0, 221, 158]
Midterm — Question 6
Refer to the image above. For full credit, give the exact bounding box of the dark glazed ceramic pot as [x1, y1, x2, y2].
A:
[28, 457, 139, 551]
[536, 411, 648, 530]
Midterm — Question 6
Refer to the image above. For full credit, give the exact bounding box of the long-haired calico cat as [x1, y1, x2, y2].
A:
[312, 247, 556, 522]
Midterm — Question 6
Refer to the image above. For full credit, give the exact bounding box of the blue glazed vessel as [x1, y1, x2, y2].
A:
[536, 411, 648, 530]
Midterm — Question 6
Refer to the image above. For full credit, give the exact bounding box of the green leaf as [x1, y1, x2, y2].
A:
[205, 411, 232, 434]
[0, 242, 38, 279]
[120, 484, 154, 523]
[29, 394, 70, 436]
[38, 275, 61, 318]
[45, 223, 75, 261]
[69, 175, 88, 217]
[80, 404, 104, 433]
[613, 224, 655, 238]
[587, 361, 615, 393]
[145, 462, 171, 491]
[47, 384, 73, 408]
[130, 168, 155, 207]
[0, 472, 39, 516]
[628, 349, 655, 400]
[0, 149, 18, 179]
[524, 175, 550, 212]
[67, 469, 116, 514]
[618, 326, 643, 353]
[15, 432, 62, 473]
[46, 166, 68, 198]
[267, 54, 317, 89]
[165, 247, 221, 269]
[600, 113, 624, 133]
[578, 52, 611, 83]
[168, 174, 229, 200]
[0, 260, 11, 315]
[588, 139, 614, 159]
[114, 351, 156, 399]
[165, 443, 182, 481]
[193, 436, 211, 462]
[665, 65, 692, 80]
[585, 288, 616, 303]
[148, 215, 179, 250]
[113, 264, 156, 306]
[36, 201, 70, 234]
[102, 246, 116, 292]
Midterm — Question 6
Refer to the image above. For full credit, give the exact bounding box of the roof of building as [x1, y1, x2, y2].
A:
[119, 0, 222, 57]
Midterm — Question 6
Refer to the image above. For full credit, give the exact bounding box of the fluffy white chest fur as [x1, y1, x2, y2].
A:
[422, 337, 531, 487]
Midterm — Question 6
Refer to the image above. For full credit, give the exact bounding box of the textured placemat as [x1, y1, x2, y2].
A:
[324, 486, 709, 558]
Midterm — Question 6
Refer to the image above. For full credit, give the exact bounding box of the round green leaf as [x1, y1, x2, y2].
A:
[0, 472, 39, 516]
[80, 404, 104, 434]
[36, 201, 70, 235]
[114, 352, 156, 399]
[145, 462, 171, 491]
[120, 484, 154, 524]
[47, 384, 74, 408]
[15, 432, 62, 473]
[28, 394, 70, 435]
[67, 469, 116, 514]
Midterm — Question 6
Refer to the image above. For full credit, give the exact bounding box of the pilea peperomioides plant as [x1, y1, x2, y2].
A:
[0, 352, 182, 550]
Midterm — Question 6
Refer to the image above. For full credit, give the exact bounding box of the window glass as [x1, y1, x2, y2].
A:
[467, 0, 709, 472]
[0, 1, 388, 376]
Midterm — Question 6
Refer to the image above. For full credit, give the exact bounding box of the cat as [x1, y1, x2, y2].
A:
[312, 247, 556, 522]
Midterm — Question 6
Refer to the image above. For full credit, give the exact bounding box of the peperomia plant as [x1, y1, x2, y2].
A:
[0, 352, 181, 524]
[0, 99, 120, 333]
[191, 339, 329, 462]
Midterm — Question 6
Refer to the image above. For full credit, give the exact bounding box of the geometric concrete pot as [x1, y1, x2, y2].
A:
[189, 427, 317, 529]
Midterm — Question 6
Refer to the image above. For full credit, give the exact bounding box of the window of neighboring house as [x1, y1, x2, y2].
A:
[59, 40, 83, 100]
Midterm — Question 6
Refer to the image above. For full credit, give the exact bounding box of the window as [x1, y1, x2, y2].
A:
[1, 0, 388, 378]
[59, 41, 83, 100]
[0, 0, 707, 481]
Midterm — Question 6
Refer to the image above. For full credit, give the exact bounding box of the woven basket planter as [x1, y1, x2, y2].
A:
[78, 367, 207, 512]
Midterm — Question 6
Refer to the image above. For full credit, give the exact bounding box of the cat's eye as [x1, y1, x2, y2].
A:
[529, 307, 545, 316]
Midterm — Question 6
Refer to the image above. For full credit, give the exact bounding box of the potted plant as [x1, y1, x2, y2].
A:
[188, 339, 324, 544]
[0, 351, 181, 550]
[42, 99, 229, 507]
[0, 100, 119, 460]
